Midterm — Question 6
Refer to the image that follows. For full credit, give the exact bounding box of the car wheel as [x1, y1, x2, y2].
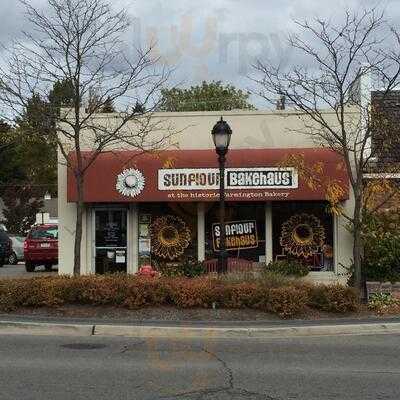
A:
[8, 252, 18, 265]
[25, 261, 35, 272]
[44, 264, 53, 272]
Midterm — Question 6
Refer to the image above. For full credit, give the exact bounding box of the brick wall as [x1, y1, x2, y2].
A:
[364, 179, 400, 212]
[371, 91, 400, 164]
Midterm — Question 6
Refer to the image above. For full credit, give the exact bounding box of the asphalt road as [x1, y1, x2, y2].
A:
[0, 333, 399, 400]
[0, 263, 58, 278]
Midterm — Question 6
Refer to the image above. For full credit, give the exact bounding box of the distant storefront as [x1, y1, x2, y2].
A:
[64, 145, 349, 278]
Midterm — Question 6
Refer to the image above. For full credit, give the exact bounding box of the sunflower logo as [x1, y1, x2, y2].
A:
[116, 169, 145, 198]
[280, 213, 325, 258]
[150, 215, 191, 260]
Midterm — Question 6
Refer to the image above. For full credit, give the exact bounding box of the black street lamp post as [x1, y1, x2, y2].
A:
[211, 117, 232, 274]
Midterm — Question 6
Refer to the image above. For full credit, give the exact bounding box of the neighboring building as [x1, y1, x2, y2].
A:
[364, 91, 400, 211]
[371, 90, 400, 165]
[0, 196, 58, 232]
[43, 198, 58, 221]
[36, 197, 58, 224]
[58, 109, 358, 283]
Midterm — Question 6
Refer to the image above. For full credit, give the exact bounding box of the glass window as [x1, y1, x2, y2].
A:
[29, 227, 58, 240]
[205, 202, 266, 263]
[95, 210, 127, 248]
[94, 208, 127, 274]
[138, 203, 198, 267]
[272, 201, 334, 272]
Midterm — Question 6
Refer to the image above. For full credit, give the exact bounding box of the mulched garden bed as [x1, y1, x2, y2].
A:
[0, 304, 385, 322]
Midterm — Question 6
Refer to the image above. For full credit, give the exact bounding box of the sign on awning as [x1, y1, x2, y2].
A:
[158, 167, 298, 191]
[67, 148, 350, 203]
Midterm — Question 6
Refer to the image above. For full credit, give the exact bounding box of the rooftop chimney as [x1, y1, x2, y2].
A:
[276, 95, 286, 110]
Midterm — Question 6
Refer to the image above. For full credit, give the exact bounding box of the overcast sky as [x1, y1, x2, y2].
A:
[1, 0, 399, 107]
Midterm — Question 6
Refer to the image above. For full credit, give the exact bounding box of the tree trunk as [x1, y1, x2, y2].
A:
[73, 173, 84, 275]
[353, 224, 362, 286]
[352, 194, 365, 299]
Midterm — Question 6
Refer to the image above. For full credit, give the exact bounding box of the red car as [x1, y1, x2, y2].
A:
[24, 224, 58, 272]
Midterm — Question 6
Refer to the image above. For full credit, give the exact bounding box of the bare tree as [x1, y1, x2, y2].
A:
[253, 9, 400, 292]
[0, 0, 174, 275]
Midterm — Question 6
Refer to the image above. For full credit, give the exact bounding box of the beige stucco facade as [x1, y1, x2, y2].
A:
[58, 109, 358, 283]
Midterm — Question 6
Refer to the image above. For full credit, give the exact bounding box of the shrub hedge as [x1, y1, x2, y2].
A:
[307, 284, 359, 313]
[265, 260, 310, 277]
[361, 212, 400, 283]
[0, 275, 360, 318]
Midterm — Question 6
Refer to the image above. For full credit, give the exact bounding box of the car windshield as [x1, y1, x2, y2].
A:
[11, 236, 25, 242]
[30, 227, 58, 240]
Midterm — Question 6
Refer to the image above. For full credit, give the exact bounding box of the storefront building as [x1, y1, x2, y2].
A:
[58, 109, 357, 283]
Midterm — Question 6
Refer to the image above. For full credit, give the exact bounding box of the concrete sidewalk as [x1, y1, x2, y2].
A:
[1, 315, 400, 338]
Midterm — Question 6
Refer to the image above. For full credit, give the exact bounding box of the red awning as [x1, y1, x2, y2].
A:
[67, 148, 349, 203]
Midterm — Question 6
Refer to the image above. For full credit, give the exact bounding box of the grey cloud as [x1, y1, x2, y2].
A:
[1, 0, 400, 108]
[0, 0, 46, 45]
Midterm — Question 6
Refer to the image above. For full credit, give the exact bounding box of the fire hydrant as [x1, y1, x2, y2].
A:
[137, 265, 159, 277]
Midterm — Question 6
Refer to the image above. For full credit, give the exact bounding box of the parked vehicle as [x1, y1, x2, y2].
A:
[8, 235, 25, 265]
[0, 230, 12, 268]
[24, 224, 58, 272]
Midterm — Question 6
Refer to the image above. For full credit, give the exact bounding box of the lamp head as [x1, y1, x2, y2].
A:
[211, 117, 232, 156]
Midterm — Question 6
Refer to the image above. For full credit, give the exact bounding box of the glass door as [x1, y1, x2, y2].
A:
[94, 208, 127, 274]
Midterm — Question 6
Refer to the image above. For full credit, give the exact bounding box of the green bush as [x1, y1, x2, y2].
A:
[308, 284, 359, 313]
[155, 262, 184, 277]
[265, 260, 310, 278]
[155, 258, 205, 278]
[363, 236, 400, 282]
[182, 259, 206, 278]
[362, 212, 400, 283]
[368, 292, 397, 312]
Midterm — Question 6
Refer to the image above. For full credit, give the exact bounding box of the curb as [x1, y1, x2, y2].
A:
[1, 320, 400, 339]
[93, 322, 400, 339]
[0, 321, 93, 337]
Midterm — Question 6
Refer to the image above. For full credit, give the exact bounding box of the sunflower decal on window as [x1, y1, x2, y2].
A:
[150, 215, 191, 260]
[280, 213, 325, 258]
[116, 169, 145, 198]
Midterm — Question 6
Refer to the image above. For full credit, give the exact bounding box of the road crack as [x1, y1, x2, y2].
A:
[157, 347, 281, 399]
[198, 348, 280, 399]
[202, 348, 234, 389]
